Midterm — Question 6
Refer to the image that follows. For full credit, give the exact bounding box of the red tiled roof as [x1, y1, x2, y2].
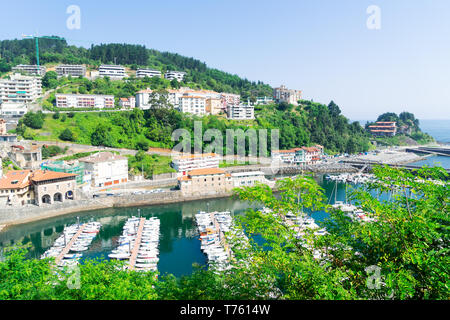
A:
[31, 170, 77, 182]
[0, 170, 31, 189]
[188, 168, 226, 176]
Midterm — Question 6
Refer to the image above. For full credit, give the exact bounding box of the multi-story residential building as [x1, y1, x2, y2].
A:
[272, 148, 305, 165]
[41, 160, 85, 185]
[0, 170, 34, 207]
[0, 103, 28, 117]
[221, 93, 241, 109]
[10, 145, 42, 170]
[178, 168, 233, 195]
[136, 68, 162, 78]
[119, 96, 136, 109]
[55, 64, 86, 77]
[11, 65, 46, 76]
[32, 170, 77, 205]
[172, 153, 221, 177]
[79, 152, 128, 188]
[179, 95, 207, 115]
[55, 94, 115, 109]
[230, 171, 273, 188]
[164, 71, 186, 82]
[273, 85, 302, 106]
[99, 65, 126, 79]
[0, 73, 42, 105]
[205, 97, 223, 115]
[256, 96, 274, 105]
[368, 122, 397, 137]
[227, 104, 254, 120]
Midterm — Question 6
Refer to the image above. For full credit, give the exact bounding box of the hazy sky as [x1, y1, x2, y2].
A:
[1, 0, 449, 120]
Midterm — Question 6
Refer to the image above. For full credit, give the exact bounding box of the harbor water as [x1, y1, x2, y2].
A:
[0, 176, 403, 277]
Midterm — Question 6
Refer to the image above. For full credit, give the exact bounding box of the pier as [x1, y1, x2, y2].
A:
[128, 218, 146, 270]
[406, 147, 450, 157]
[54, 224, 87, 266]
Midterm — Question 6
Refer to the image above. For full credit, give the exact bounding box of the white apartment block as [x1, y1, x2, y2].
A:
[256, 96, 274, 105]
[179, 95, 207, 115]
[221, 93, 241, 108]
[164, 71, 186, 82]
[273, 85, 302, 106]
[0, 73, 42, 105]
[231, 171, 274, 188]
[99, 65, 126, 79]
[55, 94, 115, 109]
[79, 152, 128, 188]
[11, 65, 46, 76]
[136, 68, 162, 78]
[0, 104, 28, 117]
[172, 153, 221, 177]
[56, 64, 86, 77]
[227, 104, 254, 120]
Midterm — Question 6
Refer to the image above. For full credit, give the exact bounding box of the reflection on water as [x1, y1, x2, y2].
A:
[0, 176, 389, 277]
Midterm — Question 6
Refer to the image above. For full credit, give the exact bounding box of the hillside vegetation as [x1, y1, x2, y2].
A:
[0, 37, 272, 100]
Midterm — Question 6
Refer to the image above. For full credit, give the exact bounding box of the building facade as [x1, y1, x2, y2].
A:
[119, 97, 136, 109]
[230, 171, 269, 188]
[227, 104, 254, 120]
[164, 71, 186, 82]
[11, 65, 46, 76]
[136, 69, 162, 78]
[0, 170, 34, 207]
[10, 145, 42, 170]
[178, 168, 233, 195]
[99, 65, 126, 79]
[79, 152, 128, 188]
[56, 64, 86, 77]
[179, 95, 207, 115]
[0, 73, 42, 105]
[273, 85, 302, 106]
[55, 94, 115, 109]
[31, 170, 77, 206]
[172, 153, 221, 177]
[368, 122, 397, 137]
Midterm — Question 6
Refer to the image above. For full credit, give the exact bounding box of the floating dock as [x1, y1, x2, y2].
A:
[128, 218, 146, 270]
[54, 224, 87, 266]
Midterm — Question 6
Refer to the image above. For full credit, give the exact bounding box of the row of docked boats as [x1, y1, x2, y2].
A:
[325, 173, 375, 184]
[40, 221, 102, 267]
[284, 211, 328, 237]
[195, 211, 232, 267]
[331, 201, 377, 223]
[108, 216, 160, 272]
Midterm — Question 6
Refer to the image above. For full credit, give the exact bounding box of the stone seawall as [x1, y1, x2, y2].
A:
[0, 190, 232, 227]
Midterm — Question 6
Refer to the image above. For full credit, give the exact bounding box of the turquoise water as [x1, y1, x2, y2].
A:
[410, 155, 450, 169]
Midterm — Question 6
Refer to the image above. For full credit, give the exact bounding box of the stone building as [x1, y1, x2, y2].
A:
[0, 170, 34, 207]
[178, 168, 233, 196]
[31, 170, 77, 206]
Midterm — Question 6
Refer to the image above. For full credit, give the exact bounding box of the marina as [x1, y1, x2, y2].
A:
[41, 221, 102, 267]
[109, 215, 160, 272]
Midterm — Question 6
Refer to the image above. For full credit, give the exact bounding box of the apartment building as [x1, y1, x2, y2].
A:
[206, 97, 223, 115]
[273, 85, 302, 106]
[56, 64, 86, 77]
[11, 65, 46, 76]
[256, 96, 274, 105]
[136, 68, 162, 78]
[368, 122, 397, 137]
[79, 152, 128, 188]
[221, 93, 241, 109]
[0, 118, 17, 142]
[302, 146, 323, 164]
[230, 171, 272, 188]
[99, 65, 126, 79]
[0, 73, 42, 105]
[164, 71, 186, 82]
[178, 168, 233, 196]
[119, 96, 136, 109]
[179, 95, 207, 115]
[227, 104, 254, 120]
[172, 153, 221, 177]
[10, 145, 42, 170]
[55, 94, 115, 109]
[272, 148, 305, 165]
